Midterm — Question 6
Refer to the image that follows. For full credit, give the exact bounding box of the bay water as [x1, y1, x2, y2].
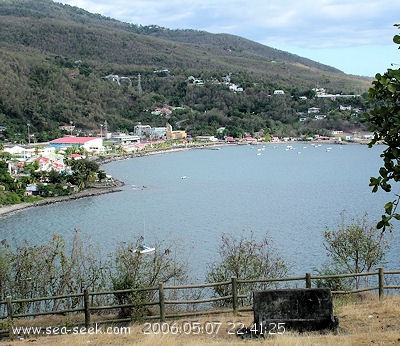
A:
[1, 143, 399, 281]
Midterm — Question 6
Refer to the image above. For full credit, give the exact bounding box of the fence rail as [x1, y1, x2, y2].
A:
[1, 268, 399, 339]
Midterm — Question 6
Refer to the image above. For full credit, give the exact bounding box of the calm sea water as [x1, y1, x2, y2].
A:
[1, 143, 399, 280]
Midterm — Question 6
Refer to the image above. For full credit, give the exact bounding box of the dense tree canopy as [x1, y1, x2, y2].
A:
[0, 0, 372, 143]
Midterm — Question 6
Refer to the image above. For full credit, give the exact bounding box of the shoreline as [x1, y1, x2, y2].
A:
[0, 182, 124, 218]
[0, 139, 371, 218]
[0, 143, 226, 219]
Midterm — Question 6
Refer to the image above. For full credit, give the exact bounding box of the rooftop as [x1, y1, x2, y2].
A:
[50, 137, 99, 144]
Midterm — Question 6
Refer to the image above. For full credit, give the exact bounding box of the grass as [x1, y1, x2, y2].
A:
[2, 294, 400, 345]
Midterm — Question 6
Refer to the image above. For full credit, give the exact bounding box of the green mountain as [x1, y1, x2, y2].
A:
[0, 0, 373, 142]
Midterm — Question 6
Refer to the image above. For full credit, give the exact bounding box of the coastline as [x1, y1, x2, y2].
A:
[0, 143, 224, 219]
[0, 182, 124, 219]
[0, 139, 370, 219]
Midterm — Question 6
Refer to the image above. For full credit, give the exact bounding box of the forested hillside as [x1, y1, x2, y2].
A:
[0, 0, 373, 142]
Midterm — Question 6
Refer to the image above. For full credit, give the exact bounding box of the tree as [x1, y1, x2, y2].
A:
[68, 159, 100, 189]
[2, 231, 105, 313]
[320, 213, 389, 289]
[364, 24, 400, 230]
[108, 238, 187, 320]
[206, 229, 287, 306]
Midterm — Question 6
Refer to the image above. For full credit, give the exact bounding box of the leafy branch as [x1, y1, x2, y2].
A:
[365, 24, 400, 231]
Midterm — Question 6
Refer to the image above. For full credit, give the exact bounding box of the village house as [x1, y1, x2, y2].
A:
[196, 135, 219, 142]
[243, 136, 257, 143]
[3, 145, 35, 158]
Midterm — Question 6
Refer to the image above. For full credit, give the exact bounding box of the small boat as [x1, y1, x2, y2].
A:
[134, 243, 155, 254]
[134, 219, 155, 254]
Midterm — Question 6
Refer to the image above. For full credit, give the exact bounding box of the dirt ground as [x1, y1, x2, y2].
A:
[1, 294, 400, 346]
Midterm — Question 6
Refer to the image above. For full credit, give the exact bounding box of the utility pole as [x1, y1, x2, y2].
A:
[104, 120, 108, 138]
[27, 123, 31, 145]
[137, 73, 143, 97]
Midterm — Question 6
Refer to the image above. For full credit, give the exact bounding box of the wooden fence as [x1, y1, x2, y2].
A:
[1, 268, 399, 338]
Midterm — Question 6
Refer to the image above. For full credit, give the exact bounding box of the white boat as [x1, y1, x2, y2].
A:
[134, 244, 155, 254]
[134, 219, 155, 254]
[138, 244, 155, 254]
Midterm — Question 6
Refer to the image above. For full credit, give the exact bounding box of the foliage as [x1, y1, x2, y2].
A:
[0, 232, 186, 317]
[0, 155, 105, 203]
[68, 159, 100, 189]
[320, 213, 389, 289]
[0, 231, 104, 313]
[314, 263, 354, 292]
[364, 24, 400, 231]
[0, 0, 371, 142]
[107, 238, 187, 320]
[205, 229, 288, 306]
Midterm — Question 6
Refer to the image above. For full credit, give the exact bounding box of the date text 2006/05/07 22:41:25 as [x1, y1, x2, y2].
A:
[142, 321, 286, 335]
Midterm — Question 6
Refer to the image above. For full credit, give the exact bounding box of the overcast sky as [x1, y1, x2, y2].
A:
[55, 0, 400, 77]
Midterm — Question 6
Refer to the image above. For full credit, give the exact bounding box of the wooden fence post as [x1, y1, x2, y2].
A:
[6, 296, 14, 341]
[159, 283, 165, 322]
[83, 289, 91, 328]
[378, 267, 384, 300]
[305, 273, 311, 288]
[231, 276, 238, 315]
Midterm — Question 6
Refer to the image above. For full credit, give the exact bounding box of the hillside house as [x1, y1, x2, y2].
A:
[151, 107, 172, 116]
[308, 107, 320, 114]
[229, 84, 243, 92]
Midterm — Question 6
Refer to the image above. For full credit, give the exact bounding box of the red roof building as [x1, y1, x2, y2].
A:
[49, 136, 103, 153]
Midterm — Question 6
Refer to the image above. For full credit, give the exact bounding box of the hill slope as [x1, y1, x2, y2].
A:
[0, 0, 373, 142]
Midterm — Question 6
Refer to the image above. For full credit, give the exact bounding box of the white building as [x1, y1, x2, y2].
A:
[111, 133, 140, 145]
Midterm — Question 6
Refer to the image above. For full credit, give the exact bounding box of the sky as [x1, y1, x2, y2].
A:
[55, 0, 400, 77]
